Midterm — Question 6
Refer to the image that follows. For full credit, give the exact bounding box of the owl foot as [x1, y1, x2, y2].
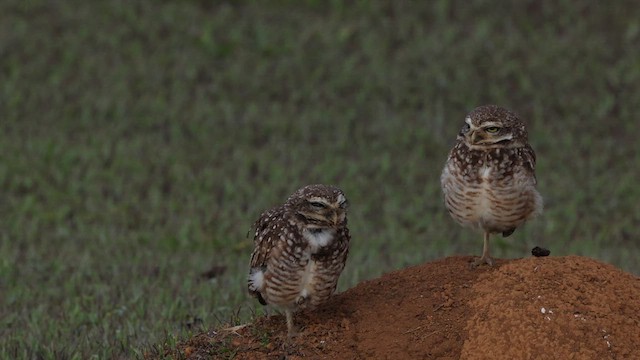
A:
[283, 325, 301, 352]
[281, 336, 304, 356]
[286, 325, 299, 338]
[470, 231, 494, 268]
[470, 256, 494, 268]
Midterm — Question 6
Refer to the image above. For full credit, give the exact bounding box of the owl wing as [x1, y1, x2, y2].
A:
[248, 207, 282, 269]
[247, 206, 288, 305]
[521, 144, 537, 184]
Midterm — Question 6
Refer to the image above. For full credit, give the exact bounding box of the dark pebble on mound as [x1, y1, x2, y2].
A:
[532, 246, 551, 257]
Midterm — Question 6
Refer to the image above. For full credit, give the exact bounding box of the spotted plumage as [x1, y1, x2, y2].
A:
[248, 184, 350, 336]
[441, 105, 543, 267]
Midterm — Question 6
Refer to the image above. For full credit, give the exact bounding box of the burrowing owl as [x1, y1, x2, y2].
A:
[248, 184, 350, 336]
[441, 105, 543, 267]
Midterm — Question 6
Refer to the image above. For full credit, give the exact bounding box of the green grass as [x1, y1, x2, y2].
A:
[2, 0, 640, 358]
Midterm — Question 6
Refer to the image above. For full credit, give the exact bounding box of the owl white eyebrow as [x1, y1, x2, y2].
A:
[481, 122, 502, 128]
[307, 197, 329, 204]
[465, 116, 480, 130]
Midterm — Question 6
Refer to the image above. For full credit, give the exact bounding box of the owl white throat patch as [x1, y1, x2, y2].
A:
[303, 228, 334, 251]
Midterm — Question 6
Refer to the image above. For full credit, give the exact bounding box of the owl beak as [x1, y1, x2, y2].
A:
[470, 130, 482, 144]
[332, 212, 339, 226]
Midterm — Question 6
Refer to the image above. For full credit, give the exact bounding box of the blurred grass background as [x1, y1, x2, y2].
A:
[1, 0, 639, 358]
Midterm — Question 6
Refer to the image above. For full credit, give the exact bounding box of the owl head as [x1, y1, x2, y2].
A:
[285, 184, 349, 228]
[458, 105, 528, 148]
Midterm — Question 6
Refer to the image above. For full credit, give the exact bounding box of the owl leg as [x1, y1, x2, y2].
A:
[285, 310, 298, 337]
[472, 231, 494, 267]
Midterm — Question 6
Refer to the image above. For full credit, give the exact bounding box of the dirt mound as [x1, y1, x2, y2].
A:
[168, 256, 640, 359]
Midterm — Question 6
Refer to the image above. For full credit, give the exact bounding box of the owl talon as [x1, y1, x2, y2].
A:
[470, 256, 494, 268]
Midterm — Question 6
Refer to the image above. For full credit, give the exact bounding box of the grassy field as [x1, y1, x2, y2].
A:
[2, 0, 639, 358]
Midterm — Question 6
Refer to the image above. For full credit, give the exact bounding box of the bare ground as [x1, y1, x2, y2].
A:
[158, 255, 640, 359]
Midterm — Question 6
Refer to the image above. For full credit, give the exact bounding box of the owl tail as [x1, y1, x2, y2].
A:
[256, 292, 267, 306]
[502, 228, 516, 237]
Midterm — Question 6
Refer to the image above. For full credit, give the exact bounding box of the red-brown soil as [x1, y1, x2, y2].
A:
[165, 256, 640, 359]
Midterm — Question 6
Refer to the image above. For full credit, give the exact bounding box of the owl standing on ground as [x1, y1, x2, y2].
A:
[441, 105, 543, 267]
[248, 184, 350, 336]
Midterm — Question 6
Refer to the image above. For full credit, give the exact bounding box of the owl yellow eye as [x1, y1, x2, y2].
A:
[485, 126, 500, 133]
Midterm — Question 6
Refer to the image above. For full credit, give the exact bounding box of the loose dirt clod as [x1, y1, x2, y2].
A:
[531, 246, 551, 257]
